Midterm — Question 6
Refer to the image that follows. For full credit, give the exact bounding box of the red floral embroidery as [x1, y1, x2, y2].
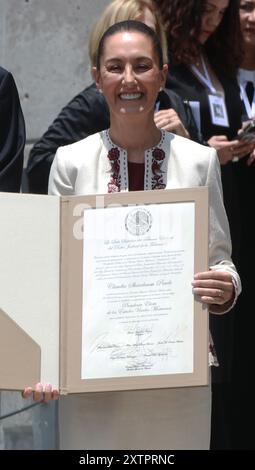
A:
[152, 148, 165, 161]
[107, 145, 166, 192]
[107, 147, 121, 193]
[152, 183, 166, 190]
[209, 342, 217, 358]
[108, 182, 120, 192]
[209, 341, 219, 366]
[151, 147, 166, 190]
[108, 148, 120, 161]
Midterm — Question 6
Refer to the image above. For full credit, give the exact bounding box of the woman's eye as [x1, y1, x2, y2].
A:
[204, 6, 213, 13]
[240, 4, 253, 12]
[135, 64, 150, 72]
[108, 65, 122, 72]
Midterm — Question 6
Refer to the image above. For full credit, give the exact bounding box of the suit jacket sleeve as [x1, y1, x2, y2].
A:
[207, 149, 241, 313]
[26, 84, 110, 194]
[0, 69, 25, 192]
[158, 88, 200, 142]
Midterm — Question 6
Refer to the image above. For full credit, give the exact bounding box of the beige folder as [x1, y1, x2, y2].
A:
[0, 193, 60, 391]
[0, 189, 209, 393]
[0, 308, 40, 389]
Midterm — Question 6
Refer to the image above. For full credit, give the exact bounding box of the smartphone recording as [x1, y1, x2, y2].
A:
[237, 122, 255, 142]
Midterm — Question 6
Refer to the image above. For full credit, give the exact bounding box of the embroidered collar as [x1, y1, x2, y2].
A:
[102, 130, 168, 193]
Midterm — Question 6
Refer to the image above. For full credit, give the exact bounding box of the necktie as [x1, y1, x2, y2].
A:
[245, 81, 254, 104]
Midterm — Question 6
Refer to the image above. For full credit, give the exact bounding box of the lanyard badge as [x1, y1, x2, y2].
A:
[208, 92, 229, 127]
[191, 56, 229, 128]
[239, 83, 255, 120]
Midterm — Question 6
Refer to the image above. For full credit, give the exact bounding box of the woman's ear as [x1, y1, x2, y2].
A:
[91, 67, 98, 86]
[92, 67, 103, 94]
[160, 63, 168, 89]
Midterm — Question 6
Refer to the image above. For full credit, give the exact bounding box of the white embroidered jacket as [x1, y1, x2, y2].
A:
[49, 129, 241, 315]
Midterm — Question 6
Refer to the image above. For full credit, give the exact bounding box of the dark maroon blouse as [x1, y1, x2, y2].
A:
[128, 161, 145, 191]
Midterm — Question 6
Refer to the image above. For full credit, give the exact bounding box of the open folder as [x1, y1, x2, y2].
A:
[0, 189, 209, 393]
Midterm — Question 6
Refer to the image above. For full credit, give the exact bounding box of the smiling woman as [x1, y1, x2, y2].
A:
[93, 23, 167, 149]
[26, 0, 198, 195]
[48, 20, 240, 335]
[20, 21, 242, 450]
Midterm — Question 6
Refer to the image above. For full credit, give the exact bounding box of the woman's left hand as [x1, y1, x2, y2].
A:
[154, 109, 190, 138]
[192, 270, 234, 306]
[247, 147, 255, 166]
[22, 382, 60, 402]
[231, 138, 255, 160]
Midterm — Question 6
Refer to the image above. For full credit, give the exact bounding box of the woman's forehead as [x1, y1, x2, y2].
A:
[103, 31, 153, 52]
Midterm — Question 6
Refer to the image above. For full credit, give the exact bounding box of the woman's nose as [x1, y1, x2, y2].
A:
[248, 8, 255, 22]
[122, 66, 136, 85]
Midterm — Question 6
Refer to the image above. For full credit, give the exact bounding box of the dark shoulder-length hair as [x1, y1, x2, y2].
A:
[155, 0, 243, 76]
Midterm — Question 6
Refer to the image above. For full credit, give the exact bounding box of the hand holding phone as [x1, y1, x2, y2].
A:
[237, 121, 255, 142]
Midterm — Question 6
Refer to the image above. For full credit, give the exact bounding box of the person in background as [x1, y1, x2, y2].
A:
[230, 0, 255, 449]
[0, 66, 25, 192]
[26, 0, 198, 195]
[238, 0, 255, 153]
[154, 0, 255, 450]
[24, 20, 241, 450]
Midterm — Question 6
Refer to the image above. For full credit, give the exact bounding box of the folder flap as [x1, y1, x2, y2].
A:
[0, 308, 41, 391]
[0, 193, 60, 388]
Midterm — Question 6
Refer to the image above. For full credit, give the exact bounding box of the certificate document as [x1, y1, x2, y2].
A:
[0, 189, 208, 392]
[81, 202, 195, 379]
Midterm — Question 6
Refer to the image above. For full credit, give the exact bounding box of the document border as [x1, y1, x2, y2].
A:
[60, 188, 209, 393]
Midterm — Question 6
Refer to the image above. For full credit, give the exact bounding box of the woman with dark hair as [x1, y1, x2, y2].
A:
[155, 0, 255, 450]
[158, 0, 242, 77]
[155, 0, 254, 163]
[156, 1, 253, 258]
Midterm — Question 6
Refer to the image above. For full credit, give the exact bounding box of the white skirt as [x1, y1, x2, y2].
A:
[59, 385, 211, 450]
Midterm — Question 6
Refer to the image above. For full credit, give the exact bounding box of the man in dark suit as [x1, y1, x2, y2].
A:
[0, 66, 26, 192]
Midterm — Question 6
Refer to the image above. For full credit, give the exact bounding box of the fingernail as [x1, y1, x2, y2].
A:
[35, 382, 43, 392]
[52, 390, 60, 400]
[44, 383, 52, 392]
[22, 387, 32, 398]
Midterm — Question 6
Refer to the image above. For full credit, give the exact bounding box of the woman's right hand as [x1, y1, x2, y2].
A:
[22, 382, 60, 402]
